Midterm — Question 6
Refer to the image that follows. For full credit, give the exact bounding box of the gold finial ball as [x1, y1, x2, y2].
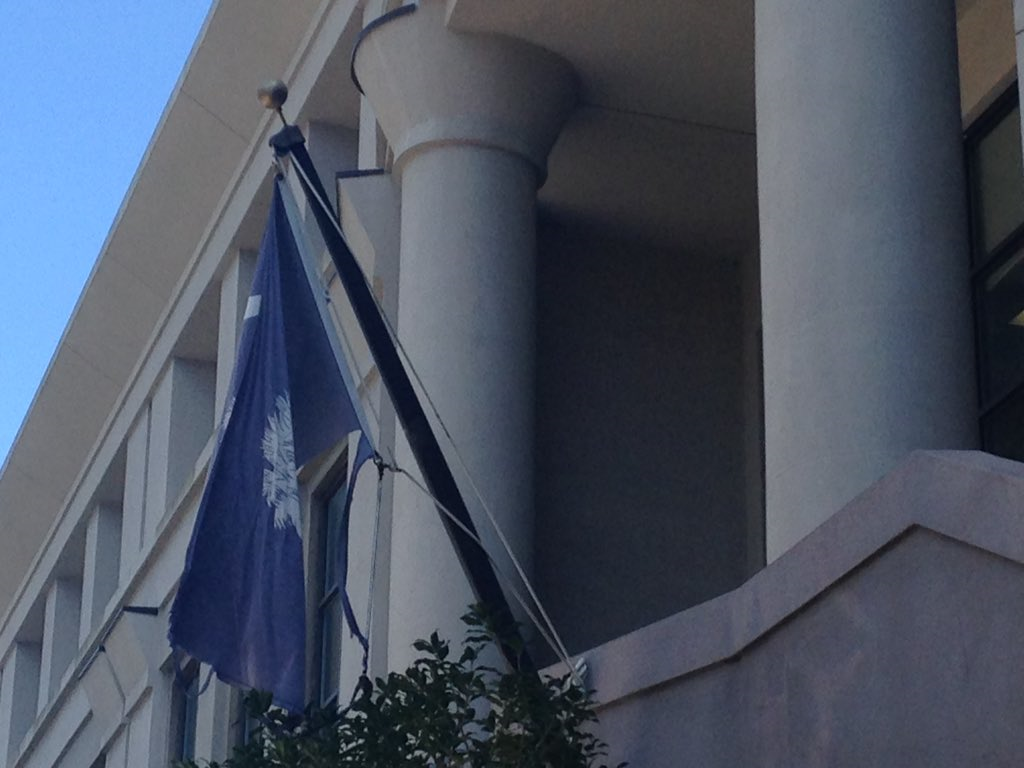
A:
[257, 80, 289, 111]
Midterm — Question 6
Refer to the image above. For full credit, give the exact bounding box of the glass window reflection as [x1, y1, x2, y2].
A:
[969, 103, 1024, 261]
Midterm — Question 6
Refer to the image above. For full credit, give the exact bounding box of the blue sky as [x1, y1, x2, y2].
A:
[0, 2, 212, 466]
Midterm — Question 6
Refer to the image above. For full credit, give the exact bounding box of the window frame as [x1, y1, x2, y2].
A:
[169, 659, 200, 763]
[966, 83, 1024, 271]
[967, 82, 1024, 460]
[308, 454, 353, 707]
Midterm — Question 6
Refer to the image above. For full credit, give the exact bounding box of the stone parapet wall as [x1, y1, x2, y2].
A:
[587, 451, 1024, 766]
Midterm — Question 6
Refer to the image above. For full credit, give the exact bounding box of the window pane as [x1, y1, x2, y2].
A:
[182, 674, 199, 761]
[232, 689, 260, 748]
[970, 104, 1024, 259]
[172, 666, 199, 762]
[319, 593, 342, 704]
[322, 486, 347, 590]
[977, 247, 1024, 403]
[982, 384, 1024, 462]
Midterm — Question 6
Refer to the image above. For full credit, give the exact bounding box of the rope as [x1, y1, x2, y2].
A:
[364, 455, 387, 675]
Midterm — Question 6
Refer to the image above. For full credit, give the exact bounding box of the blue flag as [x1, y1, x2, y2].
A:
[169, 177, 372, 712]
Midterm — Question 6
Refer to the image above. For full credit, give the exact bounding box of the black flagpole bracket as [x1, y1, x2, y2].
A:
[269, 124, 307, 158]
[122, 605, 159, 616]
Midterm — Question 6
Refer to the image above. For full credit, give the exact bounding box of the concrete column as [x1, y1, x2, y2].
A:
[756, 0, 977, 560]
[215, 250, 257, 421]
[144, 358, 216, 542]
[38, 578, 82, 713]
[120, 408, 150, 584]
[357, 96, 385, 170]
[0, 642, 41, 762]
[80, 504, 122, 645]
[354, 0, 574, 666]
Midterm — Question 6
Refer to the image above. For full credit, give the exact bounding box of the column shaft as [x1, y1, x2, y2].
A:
[80, 504, 122, 645]
[757, 0, 977, 559]
[120, 408, 149, 582]
[38, 578, 81, 713]
[354, 0, 574, 666]
[389, 146, 537, 663]
[0, 642, 41, 762]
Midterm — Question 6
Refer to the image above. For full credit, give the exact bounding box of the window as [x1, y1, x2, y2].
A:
[229, 687, 261, 749]
[170, 661, 199, 764]
[968, 84, 1024, 460]
[969, 97, 1024, 260]
[315, 479, 352, 705]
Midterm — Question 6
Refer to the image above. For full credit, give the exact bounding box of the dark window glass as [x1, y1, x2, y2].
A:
[969, 85, 1024, 462]
[319, 592, 343, 702]
[982, 385, 1024, 462]
[969, 102, 1024, 261]
[317, 482, 349, 704]
[976, 247, 1024, 403]
[181, 675, 198, 761]
[170, 662, 199, 763]
[231, 688, 261, 748]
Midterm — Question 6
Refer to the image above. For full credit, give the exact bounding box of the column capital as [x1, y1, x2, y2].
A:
[353, 0, 576, 180]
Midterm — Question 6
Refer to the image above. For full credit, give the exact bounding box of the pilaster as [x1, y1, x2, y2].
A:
[80, 504, 122, 645]
[38, 578, 82, 714]
[0, 642, 41, 762]
[215, 250, 257, 421]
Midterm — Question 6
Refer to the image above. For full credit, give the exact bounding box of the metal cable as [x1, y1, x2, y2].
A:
[364, 458, 386, 676]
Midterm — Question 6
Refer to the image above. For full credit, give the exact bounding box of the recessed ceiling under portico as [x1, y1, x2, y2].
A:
[446, 0, 759, 258]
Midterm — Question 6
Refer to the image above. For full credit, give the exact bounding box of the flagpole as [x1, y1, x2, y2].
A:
[260, 82, 533, 673]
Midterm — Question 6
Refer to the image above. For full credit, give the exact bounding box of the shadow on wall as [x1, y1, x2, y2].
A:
[533, 218, 758, 659]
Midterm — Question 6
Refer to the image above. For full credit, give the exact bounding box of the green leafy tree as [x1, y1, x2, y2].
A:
[179, 606, 622, 768]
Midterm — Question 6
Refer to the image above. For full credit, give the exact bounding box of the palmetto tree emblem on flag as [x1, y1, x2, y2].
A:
[262, 394, 301, 532]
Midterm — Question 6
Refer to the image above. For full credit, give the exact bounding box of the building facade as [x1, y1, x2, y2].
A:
[1, 0, 1024, 764]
